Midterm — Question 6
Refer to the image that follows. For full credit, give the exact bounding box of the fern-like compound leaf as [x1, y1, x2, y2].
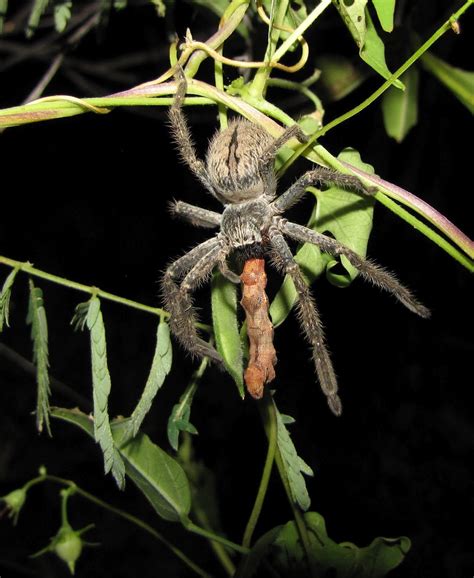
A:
[124, 321, 173, 441]
[273, 400, 314, 511]
[84, 296, 125, 489]
[27, 280, 51, 436]
[0, 268, 19, 332]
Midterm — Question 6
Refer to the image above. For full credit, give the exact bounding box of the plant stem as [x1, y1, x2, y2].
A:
[185, 521, 249, 555]
[258, 396, 314, 576]
[242, 391, 277, 548]
[249, 0, 290, 98]
[42, 475, 212, 578]
[0, 255, 212, 332]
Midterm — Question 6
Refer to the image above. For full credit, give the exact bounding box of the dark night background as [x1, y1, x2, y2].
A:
[0, 2, 472, 577]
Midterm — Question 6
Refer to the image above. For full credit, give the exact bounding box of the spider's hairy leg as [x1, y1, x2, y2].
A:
[168, 68, 211, 189]
[170, 200, 221, 229]
[161, 238, 225, 364]
[272, 166, 373, 213]
[258, 124, 308, 184]
[269, 229, 342, 416]
[281, 221, 431, 318]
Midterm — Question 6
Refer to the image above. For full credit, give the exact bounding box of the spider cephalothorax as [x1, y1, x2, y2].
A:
[162, 71, 430, 415]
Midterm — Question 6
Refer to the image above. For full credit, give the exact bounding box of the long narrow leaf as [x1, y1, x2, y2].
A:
[125, 321, 172, 440]
[211, 272, 244, 397]
[0, 268, 18, 331]
[421, 51, 474, 114]
[382, 66, 419, 142]
[85, 296, 126, 489]
[27, 0, 49, 37]
[51, 407, 192, 522]
[27, 280, 51, 435]
[273, 399, 313, 511]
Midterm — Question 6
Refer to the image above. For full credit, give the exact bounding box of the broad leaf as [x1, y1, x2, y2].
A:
[51, 407, 192, 523]
[421, 51, 474, 114]
[270, 148, 375, 327]
[211, 272, 244, 397]
[381, 66, 419, 142]
[314, 149, 376, 286]
[237, 511, 411, 577]
[124, 321, 172, 441]
[0, 268, 18, 331]
[360, 9, 403, 89]
[273, 399, 313, 511]
[333, 0, 368, 49]
[27, 281, 51, 435]
[372, 0, 395, 32]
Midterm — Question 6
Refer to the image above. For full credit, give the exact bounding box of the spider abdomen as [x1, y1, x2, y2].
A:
[206, 119, 277, 203]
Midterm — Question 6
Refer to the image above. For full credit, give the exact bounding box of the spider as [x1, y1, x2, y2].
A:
[162, 71, 430, 416]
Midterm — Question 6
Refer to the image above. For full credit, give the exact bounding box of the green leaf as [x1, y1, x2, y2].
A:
[314, 149, 376, 287]
[82, 297, 126, 489]
[124, 321, 172, 441]
[0, 268, 18, 331]
[237, 511, 411, 577]
[177, 433, 223, 535]
[372, 0, 395, 32]
[273, 399, 313, 511]
[26, 0, 49, 38]
[54, 1, 72, 33]
[51, 407, 192, 523]
[0, 0, 8, 34]
[167, 381, 199, 451]
[27, 280, 51, 436]
[360, 9, 403, 89]
[270, 149, 375, 327]
[211, 272, 244, 397]
[316, 54, 369, 101]
[149, 0, 166, 17]
[262, 0, 308, 49]
[333, 0, 368, 49]
[381, 66, 419, 142]
[421, 51, 474, 114]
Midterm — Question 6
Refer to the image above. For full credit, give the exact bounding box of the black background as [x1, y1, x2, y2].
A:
[0, 2, 472, 577]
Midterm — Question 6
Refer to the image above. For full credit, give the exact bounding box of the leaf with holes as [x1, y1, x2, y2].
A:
[360, 9, 403, 88]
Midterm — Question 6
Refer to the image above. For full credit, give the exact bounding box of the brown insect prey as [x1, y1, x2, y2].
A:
[240, 258, 277, 399]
